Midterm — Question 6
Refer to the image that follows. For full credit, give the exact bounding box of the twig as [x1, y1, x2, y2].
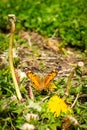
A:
[8, 14, 22, 100]
[71, 93, 79, 108]
[40, 95, 50, 104]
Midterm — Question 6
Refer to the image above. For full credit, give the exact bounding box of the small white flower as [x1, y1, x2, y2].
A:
[16, 69, 26, 81]
[78, 61, 84, 67]
[24, 113, 39, 122]
[20, 123, 36, 130]
[19, 71, 27, 80]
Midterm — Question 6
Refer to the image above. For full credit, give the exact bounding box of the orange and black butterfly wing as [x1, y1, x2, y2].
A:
[44, 70, 57, 89]
[26, 71, 41, 90]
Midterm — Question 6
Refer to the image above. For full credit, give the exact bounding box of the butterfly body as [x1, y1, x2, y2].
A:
[26, 70, 57, 91]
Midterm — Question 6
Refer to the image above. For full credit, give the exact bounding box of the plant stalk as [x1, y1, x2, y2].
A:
[66, 69, 75, 95]
[8, 15, 22, 100]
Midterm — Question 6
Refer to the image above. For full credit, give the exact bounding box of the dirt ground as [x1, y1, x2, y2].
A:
[18, 31, 87, 79]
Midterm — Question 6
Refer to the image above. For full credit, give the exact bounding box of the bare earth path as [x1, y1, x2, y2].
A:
[18, 31, 87, 79]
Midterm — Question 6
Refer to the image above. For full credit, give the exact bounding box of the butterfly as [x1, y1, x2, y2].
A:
[26, 70, 57, 91]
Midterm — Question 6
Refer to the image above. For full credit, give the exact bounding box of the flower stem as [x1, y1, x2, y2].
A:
[8, 14, 22, 100]
[66, 69, 75, 95]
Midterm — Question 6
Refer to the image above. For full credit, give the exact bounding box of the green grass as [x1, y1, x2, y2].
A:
[0, 65, 87, 129]
[0, 0, 87, 49]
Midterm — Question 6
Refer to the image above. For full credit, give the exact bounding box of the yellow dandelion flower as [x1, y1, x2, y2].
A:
[49, 83, 57, 90]
[47, 95, 72, 117]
